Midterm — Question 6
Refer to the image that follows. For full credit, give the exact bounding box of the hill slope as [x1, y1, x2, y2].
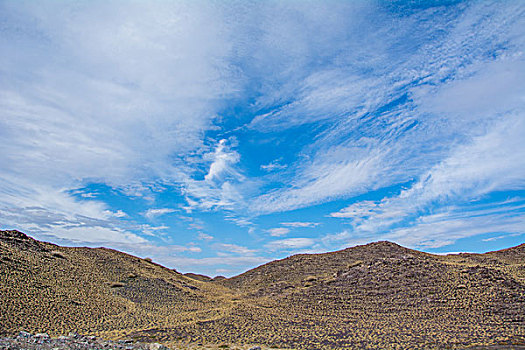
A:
[1, 230, 524, 349]
[0, 230, 234, 342]
[217, 241, 525, 348]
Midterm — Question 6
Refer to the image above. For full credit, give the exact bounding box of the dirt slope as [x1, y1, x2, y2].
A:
[1, 230, 524, 349]
[0, 230, 233, 342]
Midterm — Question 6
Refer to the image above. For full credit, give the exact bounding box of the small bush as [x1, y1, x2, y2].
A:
[51, 251, 66, 259]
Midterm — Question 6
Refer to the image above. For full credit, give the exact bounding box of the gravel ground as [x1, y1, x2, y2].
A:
[0, 332, 264, 350]
[0, 332, 170, 350]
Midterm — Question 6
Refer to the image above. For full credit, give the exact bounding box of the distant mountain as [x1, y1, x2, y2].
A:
[1, 230, 524, 349]
[184, 272, 213, 282]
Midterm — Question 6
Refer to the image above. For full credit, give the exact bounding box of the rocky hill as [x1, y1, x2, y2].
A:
[0, 230, 235, 344]
[1, 230, 524, 349]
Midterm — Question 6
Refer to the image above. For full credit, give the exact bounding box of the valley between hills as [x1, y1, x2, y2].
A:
[1, 229, 524, 349]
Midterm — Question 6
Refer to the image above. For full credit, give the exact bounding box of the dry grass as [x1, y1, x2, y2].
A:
[1, 231, 524, 349]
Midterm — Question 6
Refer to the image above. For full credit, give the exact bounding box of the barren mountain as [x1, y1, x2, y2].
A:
[1, 230, 524, 349]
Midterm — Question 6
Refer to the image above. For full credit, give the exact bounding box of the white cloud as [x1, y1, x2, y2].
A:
[482, 232, 523, 242]
[281, 222, 320, 228]
[253, 147, 387, 213]
[50, 226, 146, 245]
[325, 199, 525, 251]
[414, 60, 525, 120]
[387, 204, 525, 249]
[180, 138, 253, 213]
[0, 1, 237, 188]
[112, 210, 128, 218]
[265, 238, 315, 251]
[0, 1, 242, 245]
[164, 256, 269, 273]
[329, 201, 381, 219]
[215, 243, 256, 255]
[1, 0, 524, 258]
[144, 208, 177, 220]
[248, 1, 525, 216]
[0, 178, 146, 245]
[327, 113, 525, 245]
[261, 159, 287, 172]
[204, 139, 242, 183]
[267, 227, 290, 237]
[197, 232, 214, 241]
[109, 242, 203, 265]
[139, 224, 169, 238]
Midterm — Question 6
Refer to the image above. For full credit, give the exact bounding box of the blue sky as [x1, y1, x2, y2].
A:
[1, 0, 524, 276]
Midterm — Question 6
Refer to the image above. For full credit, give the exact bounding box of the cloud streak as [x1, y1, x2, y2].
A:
[144, 208, 177, 220]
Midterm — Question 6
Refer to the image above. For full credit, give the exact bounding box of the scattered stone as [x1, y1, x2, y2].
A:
[0, 333, 174, 350]
[34, 333, 50, 339]
[146, 343, 168, 350]
[18, 331, 31, 339]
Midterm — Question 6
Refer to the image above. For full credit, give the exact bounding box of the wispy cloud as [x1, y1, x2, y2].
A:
[387, 203, 525, 249]
[249, 1, 525, 216]
[281, 222, 320, 228]
[261, 159, 287, 172]
[1, 0, 523, 273]
[265, 238, 315, 251]
[351, 115, 524, 234]
[144, 208, 177, 220]
[267, 227, 290, 237]
[482, 232, 523, 242]
[215, 243, 257, 255]
[0, 179, 145, 245]
[324, 199, 525, 251]
[197, 232, 214, 241]
[110, 210, 128, 218]
[0, 1, 240, 246]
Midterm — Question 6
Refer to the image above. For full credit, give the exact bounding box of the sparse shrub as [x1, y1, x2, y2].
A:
[51, 251, 66, 259]
[305, 275, 317, 282]
[348, 260, 363, 268]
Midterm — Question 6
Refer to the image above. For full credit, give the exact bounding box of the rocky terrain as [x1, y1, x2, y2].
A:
[0, 332, 265, 350]
[0, 331, 169, 350]
[1, 230, 524, 349]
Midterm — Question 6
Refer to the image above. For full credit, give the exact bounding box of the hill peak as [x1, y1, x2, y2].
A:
[340, 240, 414, 257]
[0, 229, 31, 241]
[360, 240, 403, 248]
[0, 229, 46, 252]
